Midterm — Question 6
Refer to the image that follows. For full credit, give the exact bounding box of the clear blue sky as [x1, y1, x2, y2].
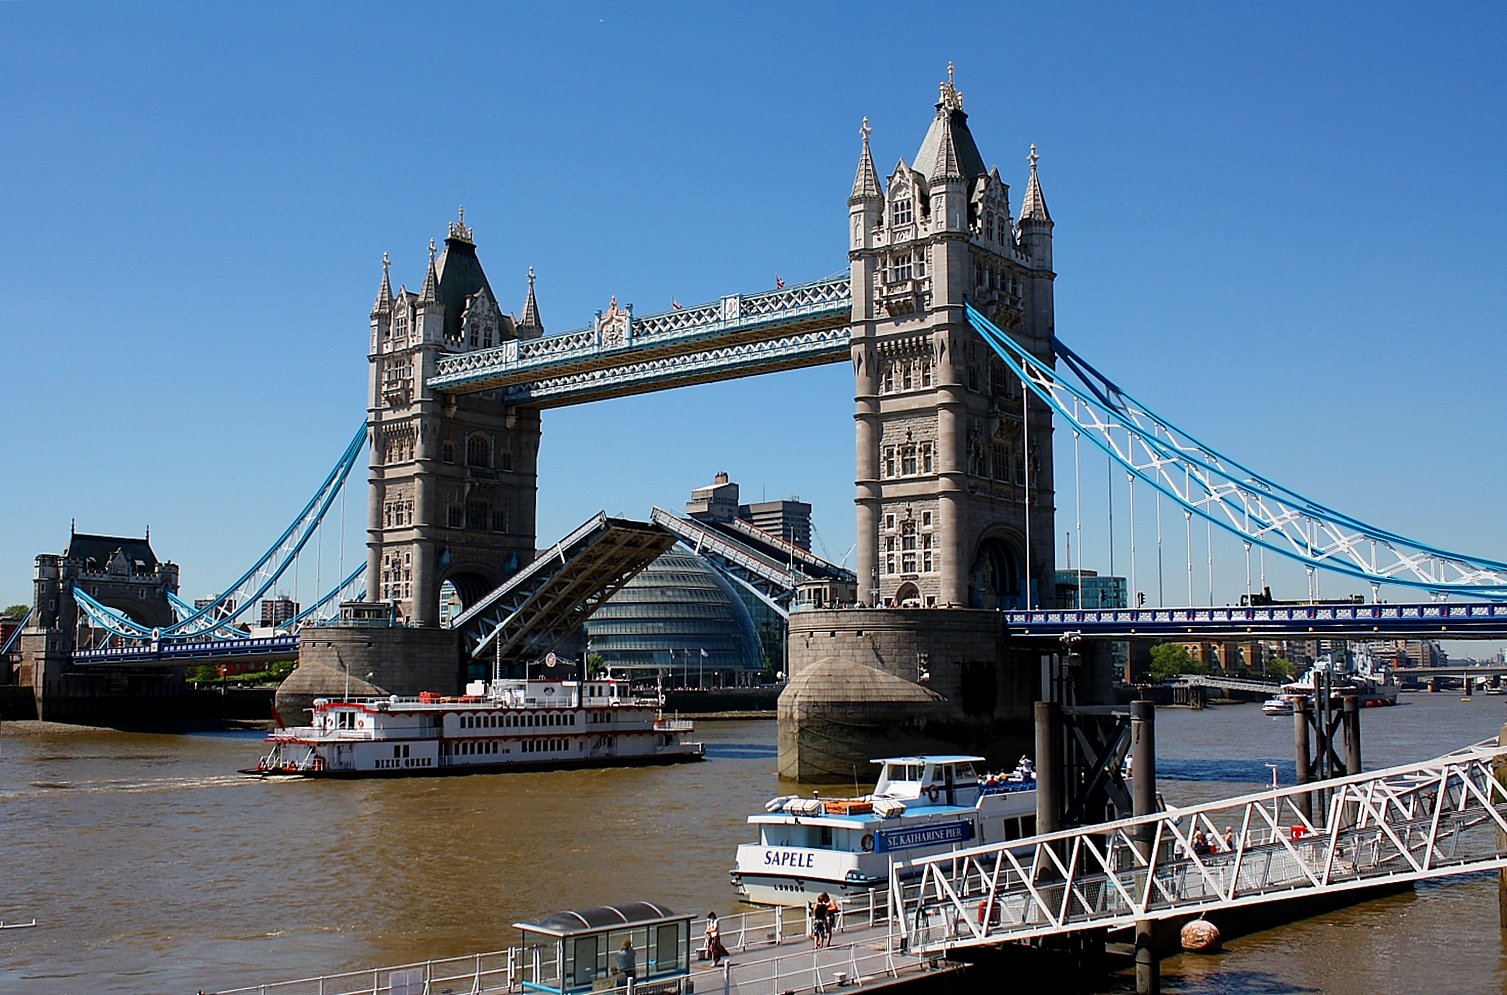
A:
[3, 4, 1505, 645]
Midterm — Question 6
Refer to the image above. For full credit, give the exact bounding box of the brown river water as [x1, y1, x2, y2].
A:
[2, 694, 1505, 994]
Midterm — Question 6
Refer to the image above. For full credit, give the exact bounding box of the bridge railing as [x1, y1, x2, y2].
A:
[891, 741, 1507, 950]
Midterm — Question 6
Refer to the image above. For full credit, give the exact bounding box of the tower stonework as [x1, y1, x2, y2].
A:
[366, 213, 542, 628]
[850, 77, 1056, 611]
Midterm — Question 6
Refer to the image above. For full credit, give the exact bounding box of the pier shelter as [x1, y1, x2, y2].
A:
[515, 903, 692, 995]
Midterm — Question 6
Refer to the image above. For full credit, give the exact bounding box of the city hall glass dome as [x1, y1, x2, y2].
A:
[584, 545, 766, 682]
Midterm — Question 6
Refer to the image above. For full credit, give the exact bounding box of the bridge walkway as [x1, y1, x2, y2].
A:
[891, 741, 1507, 951]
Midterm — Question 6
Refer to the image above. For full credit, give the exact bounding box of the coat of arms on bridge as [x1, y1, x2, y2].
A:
[596, 296, 632, 348]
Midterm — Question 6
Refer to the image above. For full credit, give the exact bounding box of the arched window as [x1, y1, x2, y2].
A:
[466, 434, 492, 468]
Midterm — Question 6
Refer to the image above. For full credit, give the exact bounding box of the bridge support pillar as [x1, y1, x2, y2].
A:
[1130, 698, 1159, 994]
[1293, 696, 1314, 825]
[1035, 700, 1063, 835]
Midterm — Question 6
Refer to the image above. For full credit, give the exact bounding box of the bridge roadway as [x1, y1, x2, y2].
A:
[1004, 601, 1507, 639]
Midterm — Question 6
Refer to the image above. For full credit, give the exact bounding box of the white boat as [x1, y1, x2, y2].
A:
[1284, 646, 1399, 708]
[1262, 696, 1296, 716]
[729, 755, 1037, 907]
[243, 678, 703, 777]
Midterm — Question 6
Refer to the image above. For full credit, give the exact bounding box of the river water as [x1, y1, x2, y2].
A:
[1, 694, 1504, 994]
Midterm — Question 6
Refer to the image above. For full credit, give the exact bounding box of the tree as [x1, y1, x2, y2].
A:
[3, 604, 29, 618]
[1268, 657, 1297, 681]
[1148, 643, 1208, 682]
[586, 654, 607, 678]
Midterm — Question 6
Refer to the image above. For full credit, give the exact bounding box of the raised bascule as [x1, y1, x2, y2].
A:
[15, 73, 1507, 776]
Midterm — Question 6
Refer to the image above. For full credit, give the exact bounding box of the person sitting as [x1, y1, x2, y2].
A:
[613, 937, 637, 984]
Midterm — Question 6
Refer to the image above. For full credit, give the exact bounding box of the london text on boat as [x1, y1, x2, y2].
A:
[729, 755, 1037, 906]
[244, 678, 704, 777]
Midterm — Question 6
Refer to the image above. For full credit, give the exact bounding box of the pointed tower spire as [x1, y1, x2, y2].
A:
[1019, 144, 1051, 222]
[517, 266, 544, 339]
[419, 238, 439, 302]
[931, 118, 963, 182]
[850, 117, 882, 203]
[373, 251, 394, 312]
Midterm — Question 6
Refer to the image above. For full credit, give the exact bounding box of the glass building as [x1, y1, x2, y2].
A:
[583, 546, 767, 686]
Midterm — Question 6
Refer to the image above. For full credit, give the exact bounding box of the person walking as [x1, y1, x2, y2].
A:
[705, 911, 730, 967]
[811, 892, 837, 949]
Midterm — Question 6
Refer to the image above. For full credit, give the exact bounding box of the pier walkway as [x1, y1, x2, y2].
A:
[891, 741, 1507, 952]
[211, 900, 931, 995]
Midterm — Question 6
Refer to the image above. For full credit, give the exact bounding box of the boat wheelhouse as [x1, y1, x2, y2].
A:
[730, 755, 1037, 907]
[246, 678, 703, 777]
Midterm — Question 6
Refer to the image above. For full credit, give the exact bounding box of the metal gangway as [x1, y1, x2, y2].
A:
[891, 741, 1507, 951]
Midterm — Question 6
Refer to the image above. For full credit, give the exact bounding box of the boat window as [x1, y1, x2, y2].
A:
[819, 825, 833, 847]
[337, 711, 355, 730]
[955, 763, 977, 779]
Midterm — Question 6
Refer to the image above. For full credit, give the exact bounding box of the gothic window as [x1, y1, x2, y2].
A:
[886, 537, 895, 553]
[884, 447, 896, 478]
[889, 253, 913, 283]
[921, 361, 932, 387]
[992, 442, 1010, 482]
[470, 324, 479, 348]
[975, 262, 985, 288]
[466, 434, 492, 468]
[902, 554, 916, 574]
[922, 511, 933, 527]
[466, 500, 490, 531]
[395, 313, 408, 340]
[882, 364, 894, 393]
[886, 554, 895, 575]
[922, 443, 933, 474]
[916, 251, 926, 278]
[991, 361, 1010, 397]
[923, 552, 933, 572]
[967, 362, 980, 392]
[893, 199, 913, 225]
[483, 324, 493, 349]
[902, 362, 913, 390]
[901, 522, 917, 551]
[902, 446, 917, 476]
[442, 440, 455, 463]
[500, 450, 513, 471]
[448, 505, 464, 528]
[491, 508, 507, 533]
[985, 214, 995, 242]
[885, 514, 895, 530]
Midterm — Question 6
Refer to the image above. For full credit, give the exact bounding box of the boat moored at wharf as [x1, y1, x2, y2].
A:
[731, 755, 1037, 907]
[245, 678, 703, 777]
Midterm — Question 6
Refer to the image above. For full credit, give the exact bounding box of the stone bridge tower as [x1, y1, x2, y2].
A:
[366, 212, 543, 627]
[849, 71, 1056, 611]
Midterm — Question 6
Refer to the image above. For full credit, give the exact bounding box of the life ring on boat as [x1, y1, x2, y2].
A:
[925, 785, 941, 803]
[861, 834, 875, 853]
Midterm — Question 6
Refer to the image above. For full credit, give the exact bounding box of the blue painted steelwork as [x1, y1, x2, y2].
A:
[966, 303, 1507, 599]
[427, 276, 852, 404]
[71, 634, 300, 667]
[70, 424, 367, 642]
[0, 608, 30, 655]
[1003, 601, 1507, 639]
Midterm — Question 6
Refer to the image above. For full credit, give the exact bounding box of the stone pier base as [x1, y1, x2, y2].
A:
[275, 625, 464, 722]
[778, 608, 1039, 782]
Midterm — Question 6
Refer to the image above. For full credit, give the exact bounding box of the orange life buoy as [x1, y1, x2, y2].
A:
[925, 785, 941, 803]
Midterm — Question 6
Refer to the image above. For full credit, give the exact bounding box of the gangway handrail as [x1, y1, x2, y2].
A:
[892, 739, 1507, 950]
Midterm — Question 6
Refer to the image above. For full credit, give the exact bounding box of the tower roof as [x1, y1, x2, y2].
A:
[518, 266, 544, 335]
[850, 117, 882, 202]
[1019, 145, 1051, 223]
[913, 66, 987, 185]
[372, 252, 393, 313]
[419, 238, 440, 303]
[64, 532, 158, 571]
[434, 208, 498, 340]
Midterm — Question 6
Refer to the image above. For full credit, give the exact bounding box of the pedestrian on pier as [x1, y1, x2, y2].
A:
[705, 912, 730, 966]
[812, 892, 837, 948]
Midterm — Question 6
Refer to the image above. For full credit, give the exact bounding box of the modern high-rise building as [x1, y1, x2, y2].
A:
[260, 596, 299, 628]
[685, 472, 813, 550]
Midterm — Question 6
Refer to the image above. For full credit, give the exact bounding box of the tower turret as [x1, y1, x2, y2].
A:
[517, 266, 545, 340]
[1018, 145, 1053, 271]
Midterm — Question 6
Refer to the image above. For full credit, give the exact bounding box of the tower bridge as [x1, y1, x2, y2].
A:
[15, 73, 1507, 743]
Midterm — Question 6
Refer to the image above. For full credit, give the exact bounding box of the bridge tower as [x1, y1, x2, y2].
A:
[850, 70, 1056, 610]
[366, 213, 542, 627]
